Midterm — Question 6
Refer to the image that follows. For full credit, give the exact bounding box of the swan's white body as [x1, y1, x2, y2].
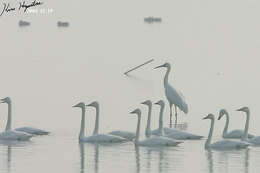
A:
[0, 97, 49, 135]
[151, 127, 203, 140]
[150, 100, 203, 140]
[238, 107, 260, 145]
[88, 101, 134, 141]
[0, 130, 33, 141]
[109, 131, 135, 141]
[74, 102, 127, 143]
[80, 134, 127, 143]
[203, 114, 249, 150]
[15, 127, 49, 135]
[155, 63, 188, 123]
[218, 109, 254, 139]
[131, 108, 182, 147]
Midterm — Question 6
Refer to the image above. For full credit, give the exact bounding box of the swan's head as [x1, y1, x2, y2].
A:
[203, 114, 214, 120]
[141, 100, 152, 106]
[0, 97, 11, 104]
[73, 102, 85, 109]
[130, 108, 141, 115]
[154, 100, 165, 107]
[154, 62, 171, 69]
[218, 109, 228, 120]
[236, 107, 249, 113]
[86, 101, 99, 108]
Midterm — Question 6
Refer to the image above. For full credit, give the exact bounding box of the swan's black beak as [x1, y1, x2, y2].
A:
[236, 108, 243, 111]
[141, 101, 148, 105]
[202, 116, 208, 120]
[154, 64, 164, 69]
[217, 115, 221, 120]
[130, 110, 136, 114]
[154, 102, 160, 105]
[0, 99, 5, 103]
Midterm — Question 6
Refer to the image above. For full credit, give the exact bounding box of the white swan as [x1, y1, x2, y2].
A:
[154, 63, 188, 124]
[0, 97, 49, 135]
[0, 130, 33, 141]
[86, 101, 135, 141]
[141, 99, 176, 137]
[152, 100, 203, 140]
[141, 100, 153, 138]
[237, 107, 260, 145]
[73, 102, 127, 143]
[203, 114, 249, 150]
[130, 108, 182, 147]
[218, 109, 254, 139]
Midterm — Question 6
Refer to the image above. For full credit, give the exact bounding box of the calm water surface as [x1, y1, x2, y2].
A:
[1, 0, 260, 172]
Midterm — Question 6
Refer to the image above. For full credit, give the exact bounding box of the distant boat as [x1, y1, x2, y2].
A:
[19, 20, 30, 27]
[57, 21, 69, 27]
[144, 17, 162, 24]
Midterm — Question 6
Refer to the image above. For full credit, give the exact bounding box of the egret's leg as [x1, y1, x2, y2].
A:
[174, 105, 178, 127]
[170, 104, 173, 128]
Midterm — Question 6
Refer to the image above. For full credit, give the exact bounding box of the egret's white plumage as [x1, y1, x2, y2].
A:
[237, 107, 260, 145]
[203, 114, 249, 150]
[155, 63, 188, 124]
[218, 109, 254, 139]
[87, 101, 135, 141]
[0, 97, 49, 135]
[130, 108, 182, 147]
[73, 102, 127, 143]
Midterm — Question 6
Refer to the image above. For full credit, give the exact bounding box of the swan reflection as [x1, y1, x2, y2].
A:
[79, 143, 99, 173]
[0, 140, 31, 173]
[206, 149, 250, 173]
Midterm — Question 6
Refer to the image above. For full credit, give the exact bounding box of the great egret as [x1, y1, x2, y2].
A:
[154, 63, 188, 126]
[237, 107, 260, 145]
[0, 97, 49, 135]
[203, 114, 249, 150]
[130, 108, 182, 147]
[86, 101, 135, 141]
[218, 109, 254, 139]
[73, 102, 127, 143]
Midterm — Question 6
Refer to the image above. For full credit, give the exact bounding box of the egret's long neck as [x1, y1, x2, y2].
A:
[145, 105, 152, 138]
[93, 106, 100, 135]
[163, 66, 171, 87]
[205, 118, 214, 148]
[135, 114, 141, 143]
[222, 113, 230, 137]
[242, 111, 250, 141]
[5, 102, 12, 131]
[79, 107, 86, 139]
[158, 105, 165, 136]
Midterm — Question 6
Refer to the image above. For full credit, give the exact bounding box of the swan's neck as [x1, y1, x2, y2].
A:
[222, 112, 230, 137]
[135, 114, 141, 143]
[205, 118, 214, 148]
[158, 105, 165, 136]
[163, 66, 171, 87]
[242, 111, 250, 141]
[93, 106, 100, 135]
[5, 102, 12, 131]
[79, 107, 86, 140]
[145, 105, 152, 138]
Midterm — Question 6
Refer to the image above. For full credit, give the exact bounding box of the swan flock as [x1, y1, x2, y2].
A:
[0, 62, 258, 152]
